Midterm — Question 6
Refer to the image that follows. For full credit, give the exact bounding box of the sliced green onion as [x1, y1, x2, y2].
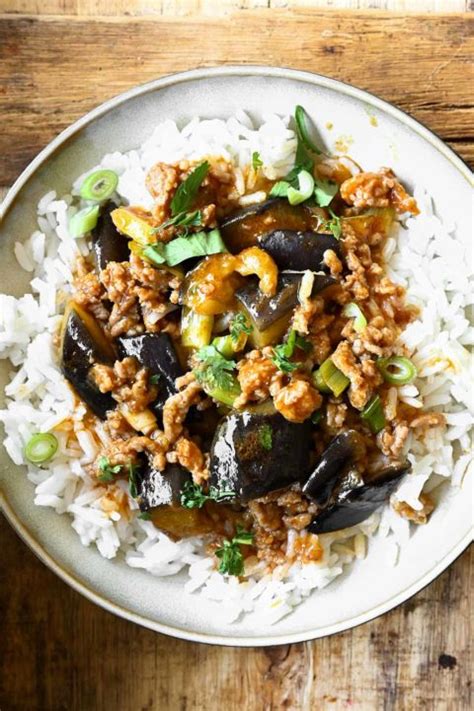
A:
[312, 368, 331, 394]
[24, 433, 58, 464]
[69, 205, 100, 238]
[377, 356, 417, 385]
[361, 395, 386, 434]
[343, 302, 368, 333]
[79, 169, 118, 202]
[212, 335, 235, 359]
[295, 105, 322, 155]
[287, 170, 315, 206]
[269, 180, 290, 198]
[319, 358, 350, 397]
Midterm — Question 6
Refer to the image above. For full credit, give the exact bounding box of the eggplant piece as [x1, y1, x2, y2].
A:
[220, 198, 313, 253]
[308, 462, 410, 534]
[137, 459, 191, 510]
[117, 332, 183, 397]
[302, 430, 362, 507]
[209, 410, 312, 503]
[236, 271, 337, 332]
[92, 202, 130, 271]
[259, 230, 342, 272]
[60, 303, 115, 419]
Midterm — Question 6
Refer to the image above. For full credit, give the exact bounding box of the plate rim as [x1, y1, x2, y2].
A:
[1, 65, 472, 646]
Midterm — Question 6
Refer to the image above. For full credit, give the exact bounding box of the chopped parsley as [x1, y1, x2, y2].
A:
[180, 480, 235, 509]
[320, 208, 342, 240]
[252, 151, 263, 169]
[271, 329, 311, 373]
[194, 345, 237, 391]
[215, 526, 254, 576]
[170, 161, 210, 216]
[259, 423, 273, 451]
[230, 312, 253, 344]
[97, 456, 121, 483]
[128, 461, 141, 499]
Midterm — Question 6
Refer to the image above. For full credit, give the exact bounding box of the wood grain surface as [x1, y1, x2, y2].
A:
[0, 6, 473, 711]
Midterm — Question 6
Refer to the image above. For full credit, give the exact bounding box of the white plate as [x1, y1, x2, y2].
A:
[0, 67, 472, 646]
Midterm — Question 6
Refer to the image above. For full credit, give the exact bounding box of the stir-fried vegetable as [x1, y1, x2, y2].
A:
[377, 356, 417, 385]
[181, 307, 214, 349]
[343, 302, 368, 333]
[24, 433, 58, 464]
[215, 527, 254, 576]
[193, 345, 241, 406]
[111, 206, 156, 245]
[360, 394, 386, 433]
[69, 205, 100, 238]
[80, 169, 118, 202]
[314, 358, 350, 397]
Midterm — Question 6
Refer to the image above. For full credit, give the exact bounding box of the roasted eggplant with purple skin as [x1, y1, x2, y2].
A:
[60, 303, 115, 419]
[209, 410, 312, 503]
[259, 230, 342, 272]
[117, 333, 183, 399]
[308, 463, 410, 534]
[302, 430, 362, 507]
[236, 270, 336, 348]
[92, 202, 130, 271]
[137, 459, 191, 511]
[219, 198, 314, 253]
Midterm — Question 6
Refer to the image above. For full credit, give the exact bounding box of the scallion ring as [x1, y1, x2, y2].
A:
[360, 395, 386, 434]
[343, 302, 367, 333]
[69, 205, 100, 238]
[312, 368, 331, 394]
[318, 358, 350, 397]
[24, 433, 58, 464]
[287, 170, 315, 206]
[80, 169, 118, 202]
[377, 356, 417, 385]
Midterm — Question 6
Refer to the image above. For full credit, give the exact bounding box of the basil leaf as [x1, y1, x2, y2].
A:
[295, 105, 322, 155]
[164, 228, 227, 267]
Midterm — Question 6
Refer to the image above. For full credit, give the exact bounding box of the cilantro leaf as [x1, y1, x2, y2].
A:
[320, 208, 342, 240]
[314, 177, 338, 208]
[152, 209, 202, 235]
[97, 456, 121, 483]
[138, 511, 151, 521]
[230, 313, 252, 344]
[180, 480, 235, 509]
[252, 151, 263, 169]
[128, 460, 140, 499]
[143, 228, 227, 267]
[194, 345, 237, 391]
[170, 161, 210, 216]
[215, 526, 254, 576]
[271, 330, 311, 373]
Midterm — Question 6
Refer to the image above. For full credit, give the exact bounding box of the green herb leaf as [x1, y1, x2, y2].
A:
[152, 209, 202, 235]
[194, 345, 237, 391]
[314, 177, 338, 208]
[252, 151, 263, 169]
[321, 208, 342, 240]
[142, 243, 166, 265]
[149, 374, 161, 385]
[143, 228, 227, 267]
[170, 161, 210, 216]
[97, 456, 121, 483]
[230, 313, 253, 344]
[180, 480, 235, 509]
[215, 526, 254, 576]
[259, 423, 273, 451]
[138, 511, 151, 520]
[271, 330, 310, 373]
[311, 410, 322, 425]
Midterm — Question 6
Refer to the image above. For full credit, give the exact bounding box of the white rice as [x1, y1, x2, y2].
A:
[0, 112, 472, 624]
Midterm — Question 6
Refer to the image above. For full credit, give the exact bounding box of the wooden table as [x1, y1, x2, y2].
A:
[0, 3, 472, 710]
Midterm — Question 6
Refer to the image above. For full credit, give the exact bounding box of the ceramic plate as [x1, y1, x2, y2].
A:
[0, 67, 472, 646]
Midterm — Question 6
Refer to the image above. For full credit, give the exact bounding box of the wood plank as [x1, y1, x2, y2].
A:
[0, 515, 471, 710]
[0, 11, 472, 188]
[0, 1, 469, 16]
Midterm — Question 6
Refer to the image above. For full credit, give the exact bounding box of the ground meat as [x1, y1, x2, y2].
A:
[323, 249, 343, 277]
[340, 168, 419, 215]
[392, 493, 435, 524]
[97, 435, 156, 470]
[100, 261, 142, 337]
[273, 378, 322, 423]
[91, 357, 158, 414]
[378, 422, 410, 459]
[145, 162, 179, 222]
[104, 409, 134, 439]
[235, 350, 278, 407]
[326, 400, 348, 430]
[173, 436, 209, 484]
[162, 374, 203, 443]
[331, 341, 382, 410]
[73, 259, 109, 322]
[247, 500, 282, 531]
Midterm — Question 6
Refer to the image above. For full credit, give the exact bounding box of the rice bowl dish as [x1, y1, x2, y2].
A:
[0, 99, 472, 627]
